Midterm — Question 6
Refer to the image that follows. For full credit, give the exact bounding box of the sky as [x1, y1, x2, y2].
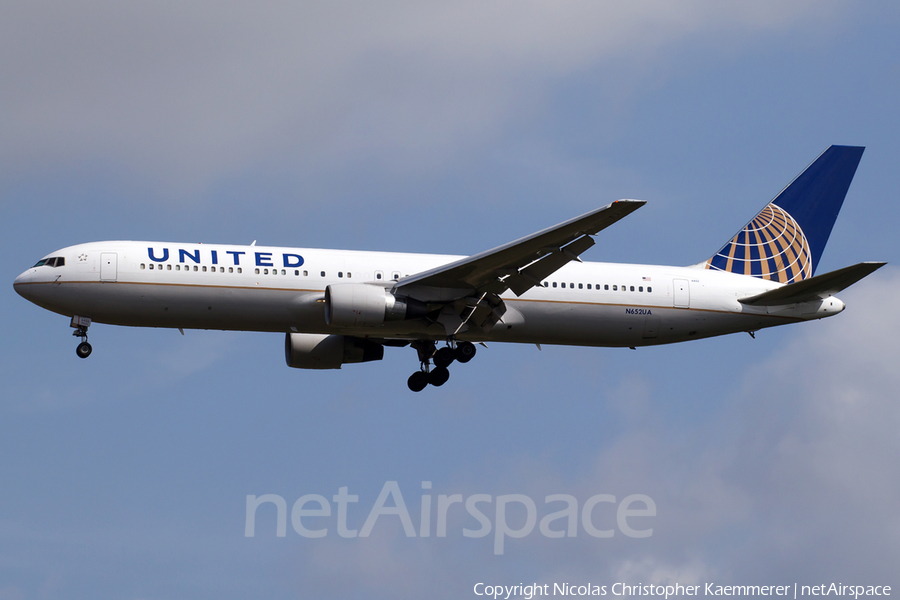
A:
[2, 1, 899, 598]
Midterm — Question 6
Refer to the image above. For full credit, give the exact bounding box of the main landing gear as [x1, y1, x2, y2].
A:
[407, 340, 476, 392]
[70, 315, 93, 359]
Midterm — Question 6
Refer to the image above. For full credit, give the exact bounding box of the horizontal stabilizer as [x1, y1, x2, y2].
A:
[739, 261, 885, 306]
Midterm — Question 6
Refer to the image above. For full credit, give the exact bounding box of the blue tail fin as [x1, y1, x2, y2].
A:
[705, 145, 864, 283]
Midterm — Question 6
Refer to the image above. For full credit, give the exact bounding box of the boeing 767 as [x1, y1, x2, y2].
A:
[14, 146, 884, 391]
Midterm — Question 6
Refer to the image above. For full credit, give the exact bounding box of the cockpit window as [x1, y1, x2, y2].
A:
[32, 257, 65, 268]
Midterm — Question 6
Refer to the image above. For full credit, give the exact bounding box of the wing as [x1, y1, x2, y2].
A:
[394, 199, 645, 302]
[739, 261, 886, 306]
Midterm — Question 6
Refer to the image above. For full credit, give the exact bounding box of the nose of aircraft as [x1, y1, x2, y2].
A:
[13, 268, 38, 301]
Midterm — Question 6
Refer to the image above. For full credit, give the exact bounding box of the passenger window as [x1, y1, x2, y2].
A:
[543, 282, 548, 287]
[639, 286, 643, 292]
[612, 285, 617, 291]
[392, 272, 400, 281]
[167, 265, 171, 270]
[630, 286, 634, 291]
[569, 283, 574, 289]
[552, 282, 557, 288]
[237, 268, 242, 273]
[578, 283, 583, 289]
[193, 266, 198, 271]
[229, 267, 234, 273]
[140, 264, 146, 270]
[587, 284, 591, 289]
[338, 272, 343, 278]
[604, 284, 609, 290]
[647, 286, 652, 293]
[281, 269, 285, 275]
[202, 266, 207, 272]
[175, 265, 180, 271]
[347, 273, 351, 278]
[376, 272, 383, 280]
[255, 268, 260, 274]
[149, 264, 154, 270]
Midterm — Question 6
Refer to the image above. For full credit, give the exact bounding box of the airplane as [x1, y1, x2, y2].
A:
[13, 145, 885, 392]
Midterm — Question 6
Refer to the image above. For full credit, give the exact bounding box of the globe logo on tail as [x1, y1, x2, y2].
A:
[705, 203, 812, 283]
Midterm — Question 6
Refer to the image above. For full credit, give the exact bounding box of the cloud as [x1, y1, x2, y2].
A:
[1, 0, 840, 196]
[265, 270, 900, 596]
[718, 269, 900, 579]
[562, 269, 900, 582]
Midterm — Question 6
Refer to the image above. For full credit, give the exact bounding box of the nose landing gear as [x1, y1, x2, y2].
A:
[406, 340, 477, 392]
[70, 315, 92, 359]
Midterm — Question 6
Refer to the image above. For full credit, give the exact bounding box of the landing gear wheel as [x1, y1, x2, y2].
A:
[428, 366, 450, 387]
[455, 341, 476, 363]
[76, 342, 93, 359]
[433, 347, 455, 368]
[407, 371, 429, 392]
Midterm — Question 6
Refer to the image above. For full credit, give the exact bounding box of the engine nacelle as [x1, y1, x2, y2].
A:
[325, 283, 427, 328]
[284, 333, 384, 369]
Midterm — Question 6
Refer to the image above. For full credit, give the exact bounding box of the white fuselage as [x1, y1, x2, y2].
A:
[13, 241, 846, 348]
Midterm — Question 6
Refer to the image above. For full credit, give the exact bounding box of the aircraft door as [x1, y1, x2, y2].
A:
[100, 253, 117, 282]
[673, 278, 690, 308]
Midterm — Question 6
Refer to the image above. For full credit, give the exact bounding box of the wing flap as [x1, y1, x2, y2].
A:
[739, 261, 885, 306]
[395, 199, 644, 301]
[504, 235, 595, 296]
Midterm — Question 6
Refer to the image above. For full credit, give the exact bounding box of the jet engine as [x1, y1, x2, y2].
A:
[284, 333, 384, 369]
[324, 283, 427, 328]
